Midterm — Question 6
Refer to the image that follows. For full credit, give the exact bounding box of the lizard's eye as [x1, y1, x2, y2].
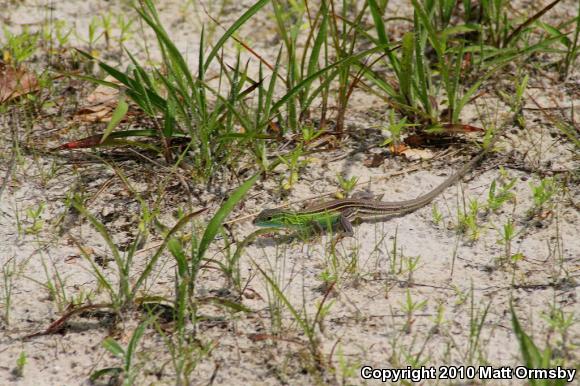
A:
[254, 209, 277, 224]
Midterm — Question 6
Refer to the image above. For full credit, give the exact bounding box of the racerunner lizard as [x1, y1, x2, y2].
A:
[254, 124, 508, 236]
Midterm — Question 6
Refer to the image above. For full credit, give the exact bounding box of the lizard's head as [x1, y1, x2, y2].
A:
[253, 208, 294, 228]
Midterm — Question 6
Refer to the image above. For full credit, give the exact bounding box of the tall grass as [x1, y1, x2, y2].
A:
[66, 0, 575, 180]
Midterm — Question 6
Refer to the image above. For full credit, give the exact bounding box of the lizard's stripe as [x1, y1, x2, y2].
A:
[255, 119, 510, 231]
[296, 126, 503, 218]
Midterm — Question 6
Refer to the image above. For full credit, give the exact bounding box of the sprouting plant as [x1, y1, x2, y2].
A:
[100, 12, 114, 48]
[70, 288, 95, 307]
[543, 304, 576, 336]
[39, 256, 69, 312]
[1, 257, 19, 325]
[487, 176, 516, 212]
[400, 289, 427, 334]
[432, 301, 446, 334]
[336, 174, 358, 198]
[42, 20, 72, 49]
[404, 255, 421, 286]
[382, 110, 416, 148]
[91, 321, 147, 385]
[496, 219, 518, 262]
[335, 346, 360, 384]
[300, 123, 324, 143]
[278, 146, 308, 190]
[2, 27, 39, 64]
[457, 198, 481, 240]
[116, 14, 134, 44]
[431, 203, 443, 225]
[514, 73, 529, 111]
[54, 20, 72, 48]
[467, 285, 491, 365]
[13, 351, 27, 378]
[529, 177, 557, 214]
[452, 285, 470, 307]
[541, 303, 576, 356]
[318, 269, 338, 289]
[255, 263, 331, 372]
[387, 227, 403, 275]
[87, 16, 103, 53]
[498, 71, 529, 127]
[25, 202, 45, 234]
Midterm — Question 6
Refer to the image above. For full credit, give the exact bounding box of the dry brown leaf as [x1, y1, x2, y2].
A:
[401, 148, 435, 161]
[363, 153, 385, 168]
[306, 133, 339, 149]
[404, 134, 454, 147]
[75, 75, 121, 122]
[389, 143, 408, 155]
[268, 120, 282, 135]
[0, 62, 39, 103]
[440, 123, 483, 133]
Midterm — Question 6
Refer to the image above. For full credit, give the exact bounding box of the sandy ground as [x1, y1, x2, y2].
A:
[1, 0, 579, 385]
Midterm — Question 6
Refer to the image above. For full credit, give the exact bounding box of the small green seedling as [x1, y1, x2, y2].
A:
[467, 286, 491, 365]
[336, 346, 361, 383]
[497, 219, 518, 262]
[431, 203, 443, 225]
[1, 258, 17, 325]
[278, 146, 308, 190]
[487, 174, 517, 212]
[116, 14, 134, 44]
[336, 174, 358, 197]
[382, 111, 416, 148]
[301, 124, 324, 143]
[13, 351, 27, 378]
[2, 27, 38, 64]
[457, 198, 481, 240]
[529, 177, 557, 214]
[25, 202, 45, 234]
[541, 304, 576, 340]
[404, 255, 421, 285]
[91, 322, 147, 385]
[400, 289, 427, 334]
[432, 301, 446, 334]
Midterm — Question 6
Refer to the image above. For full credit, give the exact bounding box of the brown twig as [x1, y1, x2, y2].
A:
[23, 303, 115, 340]
[503, 0, 562, 47]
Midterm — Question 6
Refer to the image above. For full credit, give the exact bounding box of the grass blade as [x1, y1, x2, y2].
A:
[400, 32, 415, 105]
[204, 0, 269, 72]
[196, 173, 260, 263]
[101, 96, 128, 143]
[368, 0, 401, 75]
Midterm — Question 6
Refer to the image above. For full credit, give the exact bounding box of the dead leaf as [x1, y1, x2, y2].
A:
[440, 123, 483, 133]
[363, 153, 385, 168]
[75, 75, 121, 122]
[268, 120, 282, 135]
[405, 134, 455, 147]
[389, 143, 408, 155]
[305, 133, 339, 149]
[404, 134, 429, 147]
[401, 148, 435, 161]
[462, 52, 472, 72]
[242, 288, 262, 300]
[0, 62, 39, 103]
[55, 134, 106, 150]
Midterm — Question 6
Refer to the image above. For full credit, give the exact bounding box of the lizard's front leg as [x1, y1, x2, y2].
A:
[337, 209, 355, 237]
